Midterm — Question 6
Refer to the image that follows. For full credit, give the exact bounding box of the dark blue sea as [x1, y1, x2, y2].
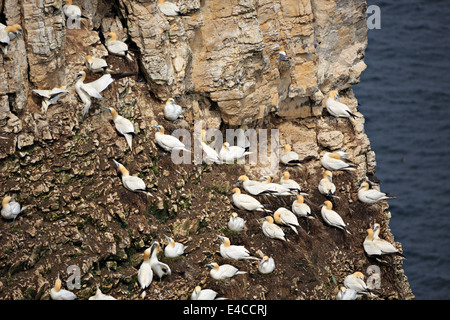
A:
[353, 0, 450, 299]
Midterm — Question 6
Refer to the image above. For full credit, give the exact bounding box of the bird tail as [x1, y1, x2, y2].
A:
[236, 271, 247, 275]
[125, 134, 133, 152]
[20, 205, 30, 213]
[243, 256, 261, 261]
[126, 52, 134, 62]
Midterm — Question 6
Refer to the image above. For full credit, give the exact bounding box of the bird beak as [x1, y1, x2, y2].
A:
[216, 235, 224, 241]
[112, 159, 120, 167]
[234, 180, 241, 186]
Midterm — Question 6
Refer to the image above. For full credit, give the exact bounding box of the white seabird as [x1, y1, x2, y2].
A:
[292, 195, 314, 220]
[50, 275, 77, 300]
[318, 170, 336, 197]
[363, 227, 382, 257]
[104, 107, 134, 152]
[273, 207, 300, 235]
[217, 235, 259, 261]
[0, 24, 23, 55]
[197, 129, 221, 164]
[154, 125, 191, 153]
[206, 262, 246, 280]
[157, 0, 183, 16]
[112, 159, 149, 195]
[63, 0, 82, 20]
[138, 247, 153, 291]
[219, 142, 252, 163]
[325, 90, 358, 119]
[372, 223, 403, 256]
[164, 235, 186, 258]
[191, 286, 224, 300]
[258, 256, 275, 274]
[88, 285, 117, 300]
[258, 216, 287, 242]
[236, 175, 272, 196]
[280, 145, 302, 166]
[227, 212, 245, 233]
[321, 151, 357, 171]
[336, 286, 357, 300]
[344, 272, 372, 297]
[231, 187, 270, 212]
[32, 86, 69, 114]
[259, 175, 294, 196]
[86, 55, 109, 73]
[105, 32, 133, 61]
[320, 200, 350, 234]
[358, 181, 395, 204]
[280, 171, 306, 194]
[1, 195, 28, 221]
[74, 71, 114, 118]
[164, 98, 184, 121]
[150, 241, 171, 279]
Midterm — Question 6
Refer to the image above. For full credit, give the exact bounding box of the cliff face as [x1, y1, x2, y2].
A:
[0, 0, 414, 300]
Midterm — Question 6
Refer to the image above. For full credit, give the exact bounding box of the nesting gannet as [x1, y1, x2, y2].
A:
[358, 181, 395, 204]
[32, 86, 69, 114]
[150, 241, 171, 279]
[280, 171, 306, 194]
[280, 145, 302, 166]
[336, 286, 357, 300]
[259, 176, 294, 196]
[164, 98, 184, 121]
[86, 55, 109, 73]
[104, 107, 134, 152]
[363, 228, 382, 257]
[105, 32, 133, 61]
[318, 170, 336, 197]
[197, 129, 221, 164]
[1, 195, 28, 221]
[0, 23, 23, 41]
[112, 159, 149, 195]
[0, 24, 23, 55]
[321, 151, 357, 171]
[344, 272, 372, 297]
[138, 247, 153, 290]
[207, 262, 246, 280]
[217, 235, 259, 261]
[292, 195, 314, 220]
[63, 0, 82, 20]
[219, 142, 252, 163]
[154, 125, 191, 153]
[258, 256, 275, 274]
[88, 285, 117, 300]
[157, 0, 183, 16]
[259, 216, 287, 241]
[50, 275, 77, 300]
[236, 175, 272, 196]
[273, 207, 300, 235]
[325, 90, 358, 119]
[191, 286, 223, 300]
[231, 188, 270, 212]
[74, 71, 114, 118]
[320, 200, 350, 234]
[164, 235, 186, 258]
[372, 223, 402, 256]
[228, 212, 245, 232]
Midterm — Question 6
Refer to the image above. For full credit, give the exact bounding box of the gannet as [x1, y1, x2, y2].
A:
[258, 216, 287, 241]
[0, 23, 23, 41]
[150, 241, 171, 279]
[217, 235, 259, 261]
[292, 195, 314, 220]
[63, 0, 82, 20]
[219, 142, 252, 163]
[157, 0, 183, 16]
[280, 145, 302, 166]
[363, 228, 382, 257]
[191, 286, 222, 300]
[228, 212, 245, 232]
[321, 151, 357, 171]
[105, 32, 133, 61]
[138, 247, 153, 290]
[236, 175, 272, 196]
[0, 24, 23, 55]
[258, 256, 275, 274]
[336, 286, 357, 300]
[154, 125, 191, 153]
[206, 262, 246, 280]
[231, 188, 270, 212]
[259, 176, 294, 196]
[32, 86, 69, 114]
[325, 90, 358, 119]
[344, 272, 372, 297]
[318, 170, 336, 197]
[104, 107, 134, 152]
[273, 207, 300, 235]
[50, 275, 77, 300]
[278, 51, 291, 61]
[280, 171, 306, 194]
[86, 55, 109, 73]
[74, 71, 114, 118]
[112, 159, 149, 195]
[320, 200, 350, 234]
[358, 181, 395, 204]
[164, 98, 184, 121]
[164, 235, 186, 258]
[1, 195, 28, 221]
[88, 285, 117, 300]
[372, 223, 402, 256]
[198, 129, 221, 164]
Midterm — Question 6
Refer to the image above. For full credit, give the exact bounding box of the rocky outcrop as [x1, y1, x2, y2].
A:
[0, 0, 413, 300]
